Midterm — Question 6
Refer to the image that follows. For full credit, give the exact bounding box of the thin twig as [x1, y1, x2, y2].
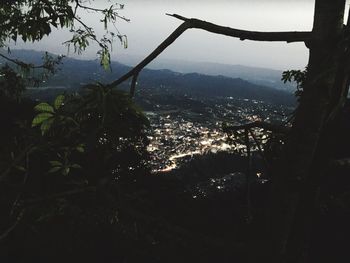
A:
[0, 144, 34, 183]
[72, 16, 104, 48]
[10, 151, 30, 217]
[0, 53, 50, 70]
[249, 128, 271, 172]
[0, 210, 25, 242]
[75, 1, 130, 22]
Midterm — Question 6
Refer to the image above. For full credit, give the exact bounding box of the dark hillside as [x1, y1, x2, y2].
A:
[7, 50, 295, 106]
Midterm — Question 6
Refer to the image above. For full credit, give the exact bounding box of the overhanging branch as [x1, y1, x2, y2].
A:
[168, 14, 312, 42]
[109, 13, 312, 92]
[109, 21, 191, 88]
[0, 53, 49, 69]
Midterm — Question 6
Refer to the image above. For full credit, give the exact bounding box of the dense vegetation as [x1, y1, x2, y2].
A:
[0, 1, 151, 262]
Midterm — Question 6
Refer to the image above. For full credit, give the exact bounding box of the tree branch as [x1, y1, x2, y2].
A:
[109, 21, 191, 88]
[0, 144, 34, 183]
[130, 71, 139, 97]
[168, 14, 312, 42]
[0, 210, 24, 242]
[0, 53, 49, 70]
[75, 0, 130, 22]
[108, 13, 312, 94]
[249, 128, 271, 171]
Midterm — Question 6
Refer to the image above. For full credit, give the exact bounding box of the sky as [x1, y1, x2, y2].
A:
[9, 0, 350, 70]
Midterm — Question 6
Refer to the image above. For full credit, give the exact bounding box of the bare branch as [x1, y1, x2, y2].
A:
[249, 128, 271, 169]
[109, 21, 190, 88]
[0, 144, 34, 183]
[10, 151, 30, 217]
[0, 210, 24, 242]
[109, 14, 312, 91]
[0, 53, 49, 69]
[167, 14, 312, 42]
[75, 0, 130, 22]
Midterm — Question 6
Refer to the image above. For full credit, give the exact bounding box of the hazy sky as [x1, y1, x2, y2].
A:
[9, 0, 350, 70]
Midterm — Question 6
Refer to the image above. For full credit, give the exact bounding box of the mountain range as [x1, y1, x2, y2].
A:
[1, 49, 296, 106]
[115, 54, 296, 92]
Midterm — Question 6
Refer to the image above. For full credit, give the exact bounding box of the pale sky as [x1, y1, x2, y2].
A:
[9, 0, 350, 70]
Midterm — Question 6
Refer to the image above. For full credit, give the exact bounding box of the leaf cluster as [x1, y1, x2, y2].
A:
[0, 64, 26, 101]
[29, 85, 150, 179]
[0, 81, 150, 242]
[0, 0, 74, 44]
[282, 68, 308, 99]
[1, 0, 128, 70]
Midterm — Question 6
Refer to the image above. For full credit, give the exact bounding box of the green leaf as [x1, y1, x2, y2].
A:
[62, 167, 70, 176]
[54, 95, 65, 110]
[48, 167, 61, 173]
[14, 165, 26, 172]
[100, 49, 110, 70]
[41, 117, 55, 135]
[34, 103, 54, 113]
[49, 161, 62, 167]
[32, 113, 53, 127]
[76, 144, 85, 153]
[71, 164, 82, 169]
[123, 37, 128, 49]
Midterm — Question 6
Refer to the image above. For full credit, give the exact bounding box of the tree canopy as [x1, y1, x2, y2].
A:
[0, 0, 128, 69]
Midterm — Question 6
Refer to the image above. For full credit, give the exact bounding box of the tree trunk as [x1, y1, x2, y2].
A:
[269, 0, 347, 262]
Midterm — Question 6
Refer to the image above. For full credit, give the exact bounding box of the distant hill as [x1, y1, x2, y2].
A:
[2, 49, 296, 106]
[137, 70, 295, 106]
[115, 54, 296, 92]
